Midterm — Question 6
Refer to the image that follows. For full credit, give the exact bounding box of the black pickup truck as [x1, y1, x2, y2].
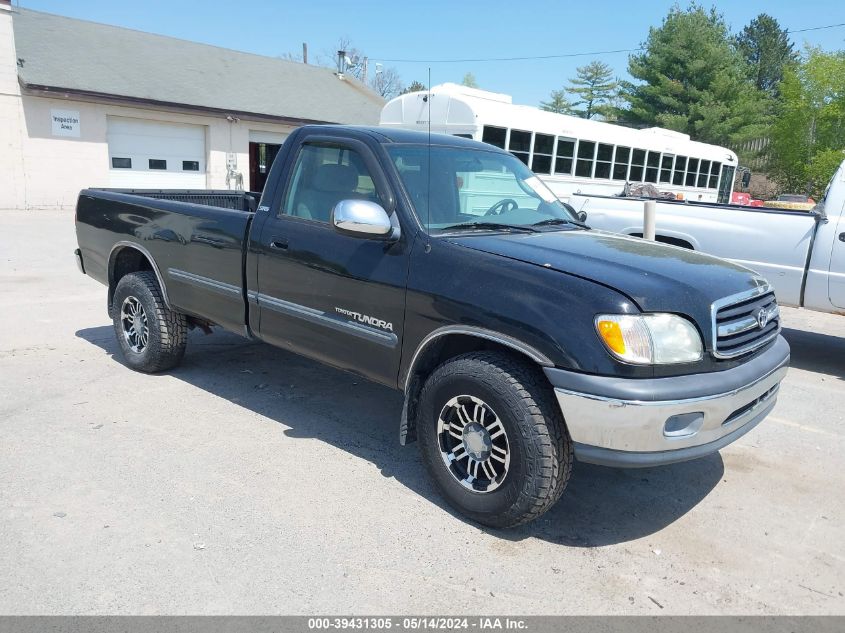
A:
[75, 126, 790, 527]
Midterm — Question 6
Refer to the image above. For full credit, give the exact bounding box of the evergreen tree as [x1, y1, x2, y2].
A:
[736, 14, 796, 96]
[540, 89, 575, 114]
[566, 61, 618, 119]
[400, 80, 428, 95]
[461, 73, 479, 89]
[623, 4, 769, 146]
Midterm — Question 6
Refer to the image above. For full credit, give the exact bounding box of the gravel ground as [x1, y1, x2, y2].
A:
[0, 209, 843, 615]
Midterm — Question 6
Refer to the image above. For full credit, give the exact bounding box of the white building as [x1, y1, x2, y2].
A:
[0, 2, 384, 210]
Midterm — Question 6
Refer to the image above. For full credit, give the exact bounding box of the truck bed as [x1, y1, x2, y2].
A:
[75, 188, 256, 334]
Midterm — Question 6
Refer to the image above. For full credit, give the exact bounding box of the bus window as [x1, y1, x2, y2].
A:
[697, 160, 711, 188]
[613, 146, 630, 180]
[660, 155, 674, 183]
[686, 158, 699, 186]
[482, 126, 507, 149]
[709, 161, 720, 189]
[532, 133, 554, 175]
[595, 143, 613, 179]
[672, 156, 687, 185]
[576, 141, 596, 178]
[630, 149, 646, 181]
[554, 138, 575, 175]
[509, 129, 531, 166]
[645, 151, 660, 183]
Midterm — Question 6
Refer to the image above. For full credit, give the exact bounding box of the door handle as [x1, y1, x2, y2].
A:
[839, 232, 845, 243]
[269, 239, 288, 251]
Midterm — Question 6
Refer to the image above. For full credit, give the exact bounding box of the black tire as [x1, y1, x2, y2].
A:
[111, 271, 187, 373]
[418, 351, 573, 528]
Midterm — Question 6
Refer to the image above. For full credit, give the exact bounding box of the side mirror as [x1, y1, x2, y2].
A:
[331, 200, 398, 240]
[577, 211, 587, 222]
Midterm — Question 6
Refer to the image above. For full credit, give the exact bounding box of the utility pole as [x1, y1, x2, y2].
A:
[302, 42, 308, 64]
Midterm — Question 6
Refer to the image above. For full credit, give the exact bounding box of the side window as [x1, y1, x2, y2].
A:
[612, 146, 630, 180]
[672, 156, 688, 185]
[508, 129, 531, 166]
[697, 160, 711, 188]
[576, 141, 596, 178]
[685, 158, 700, 186]
[630, 149, 646, 181]
[594, 143, 613, 179]
[660, 154, 674, 183]
[554, 137, 575, 175]
[709, 161, 721, 189]
[482, 126, 507, 149]
[282, 143, 380, 222]
[645, 151, 660, 183]
[531, 133, 554, 175]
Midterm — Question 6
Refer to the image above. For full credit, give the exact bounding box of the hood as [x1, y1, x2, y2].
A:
[447, 229, 767, 327]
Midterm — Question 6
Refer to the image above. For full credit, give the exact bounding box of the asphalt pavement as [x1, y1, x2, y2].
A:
[1, 210, 843, 614]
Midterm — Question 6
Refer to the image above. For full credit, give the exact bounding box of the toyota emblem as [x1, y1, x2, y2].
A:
[756, 308, 769, 329]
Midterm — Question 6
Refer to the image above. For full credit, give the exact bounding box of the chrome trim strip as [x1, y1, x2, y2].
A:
[403, 326, 554, 391]
[711, 283, 781, 359]
[108, 241, 171, 308]
[255, 292, 398, 348]
[717, 315, 759, 337]
[717, 304, 780, 338]
[167, 268, 242, 297]
[552, 359, 788, 408]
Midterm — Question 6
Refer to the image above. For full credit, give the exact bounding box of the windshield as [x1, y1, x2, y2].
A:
[387, 145, 580, 233]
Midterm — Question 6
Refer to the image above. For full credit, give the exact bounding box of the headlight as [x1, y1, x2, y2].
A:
[595, 313, 703, 364]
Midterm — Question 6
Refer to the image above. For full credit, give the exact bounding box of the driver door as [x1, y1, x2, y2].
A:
[254, 137, 410, 387]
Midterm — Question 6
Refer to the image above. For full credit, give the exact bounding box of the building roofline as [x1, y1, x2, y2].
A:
[19, 81, 338, 126]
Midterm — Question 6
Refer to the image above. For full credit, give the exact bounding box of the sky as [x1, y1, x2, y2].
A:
[15, 0, 845, 106]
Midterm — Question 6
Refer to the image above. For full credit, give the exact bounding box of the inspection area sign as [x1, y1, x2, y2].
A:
[51, 109, 80, 137]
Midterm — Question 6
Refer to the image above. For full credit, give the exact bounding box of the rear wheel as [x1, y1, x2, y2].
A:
[112, 271, 187, 373]
[418, 352, 572, 528]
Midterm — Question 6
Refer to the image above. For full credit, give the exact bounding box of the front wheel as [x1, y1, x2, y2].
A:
[112, 271, 187, 373]
[418, 352, 573, 528]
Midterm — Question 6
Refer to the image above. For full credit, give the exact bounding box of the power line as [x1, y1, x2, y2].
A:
[787, 22, 845, 34]
[378, 47, 644, 64]
[376, 21, 845, 64]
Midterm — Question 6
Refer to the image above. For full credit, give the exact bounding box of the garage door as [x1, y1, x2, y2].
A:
[107, 117, 206, 188]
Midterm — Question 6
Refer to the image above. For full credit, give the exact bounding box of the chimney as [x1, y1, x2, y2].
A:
[336, 50, 346, 77]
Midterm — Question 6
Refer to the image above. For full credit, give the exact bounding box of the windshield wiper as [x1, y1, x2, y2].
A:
[532, 218, 588, 228]
[440, 222, 538, 233]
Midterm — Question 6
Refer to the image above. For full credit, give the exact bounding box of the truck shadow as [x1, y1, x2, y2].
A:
[76, 325, 723, 547]
[781, 327, 845, 380]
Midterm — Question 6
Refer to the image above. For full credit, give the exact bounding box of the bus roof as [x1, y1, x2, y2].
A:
[380, 83, 737, 164]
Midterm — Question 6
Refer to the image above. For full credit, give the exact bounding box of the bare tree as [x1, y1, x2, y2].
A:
[370, 67, 402, 99]
[278, 52, 303, 63]
[326, 37, 366, 80]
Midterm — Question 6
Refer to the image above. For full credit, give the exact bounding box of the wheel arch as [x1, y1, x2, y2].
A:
[399, 327, 554, 445]
[108, 242, 171, 316]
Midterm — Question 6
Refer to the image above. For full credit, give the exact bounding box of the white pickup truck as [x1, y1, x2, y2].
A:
[571, 160, 845, 315]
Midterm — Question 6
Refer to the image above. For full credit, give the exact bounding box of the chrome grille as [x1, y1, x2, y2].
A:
[712, 286, 780, 359]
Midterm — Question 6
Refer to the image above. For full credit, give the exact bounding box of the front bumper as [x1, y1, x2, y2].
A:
[545, 336, 790, 468]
